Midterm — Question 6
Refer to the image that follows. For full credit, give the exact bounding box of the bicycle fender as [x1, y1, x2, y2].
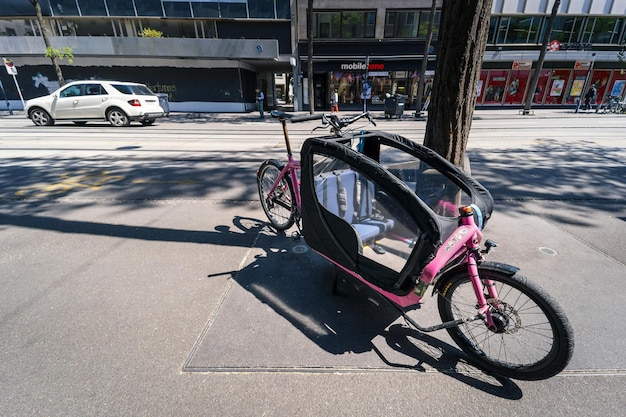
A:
[257, 159, 283, 179]
[433, 261, 520, 294]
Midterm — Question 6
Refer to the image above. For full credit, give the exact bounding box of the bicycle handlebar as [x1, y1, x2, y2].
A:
[289, 113, 324, 123]
[271, 110, 375, 137]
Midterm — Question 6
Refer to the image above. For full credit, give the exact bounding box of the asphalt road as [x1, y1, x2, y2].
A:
[1, 109, 625, 416]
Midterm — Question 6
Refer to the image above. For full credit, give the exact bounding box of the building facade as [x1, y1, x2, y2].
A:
[1, 0, 625, 112]
[0, 0, 293, 112]
[296, 0, 626, 111]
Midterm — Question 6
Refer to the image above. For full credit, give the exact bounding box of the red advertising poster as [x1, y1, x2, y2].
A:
[588, 70, 612, 103]
[504, 70, 530, 105]
[483, 70, 509, 104]
[476, 70, 488, 103]
[544, 69, 571, 105]
[530, 69, 550, 104]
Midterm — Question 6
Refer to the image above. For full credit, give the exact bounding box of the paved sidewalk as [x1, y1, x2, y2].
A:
[0, 110, 625, 416]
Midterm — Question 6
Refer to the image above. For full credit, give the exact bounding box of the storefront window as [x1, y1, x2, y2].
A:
[504, 70, 529, 104]
[531, 69, 550, 104]
[545, 70, 571, 105]
[330, 72, 364, 105]
[564, 69, 588, 104]
[483, 70, 508, 104]
[476, 70, 488, 102]
[589, 70, 612, 104]
[608, 72, 626, 98]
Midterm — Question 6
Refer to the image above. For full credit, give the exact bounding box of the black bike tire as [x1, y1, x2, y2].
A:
[257, 159, 296, 231]
[437, 266, 574, 380]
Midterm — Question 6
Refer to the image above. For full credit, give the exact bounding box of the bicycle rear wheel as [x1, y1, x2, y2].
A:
[257, 159, 296, 231]
[437, 264, 574, 380]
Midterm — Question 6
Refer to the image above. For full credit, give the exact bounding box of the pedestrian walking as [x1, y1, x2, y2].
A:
[584, 84, 597, 110]
[255, 88, 265, 118]
[330, 89, 339, 113]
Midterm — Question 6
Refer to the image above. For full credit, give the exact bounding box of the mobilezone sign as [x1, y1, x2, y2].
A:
[340, 62, 385, 71]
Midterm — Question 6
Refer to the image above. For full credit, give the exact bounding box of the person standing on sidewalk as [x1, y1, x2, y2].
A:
[255, 88, 265, 118]
[330, 89, 339, 113]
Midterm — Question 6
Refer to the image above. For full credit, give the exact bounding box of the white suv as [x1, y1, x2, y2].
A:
[25, 80, 166, 127]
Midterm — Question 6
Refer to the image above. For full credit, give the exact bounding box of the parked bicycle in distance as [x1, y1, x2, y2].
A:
[256, 110, 574, 381]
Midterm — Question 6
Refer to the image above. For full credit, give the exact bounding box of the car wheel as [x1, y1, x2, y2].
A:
[29, 108, 55, 126]
[141, 119, 155, 126]
[106, 108, 130, 127]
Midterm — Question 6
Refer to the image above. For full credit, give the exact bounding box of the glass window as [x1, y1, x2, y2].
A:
[385, 10, 419, 38]
[50, 0, 80, 16]
[249, 0, 274, 19]
[0, 19, 39, 36]
[60, 84, 83, 97]
[275, 0, 290, 19]
[584, 17, 621, 44]
[418, 10, 439, 39]
[77, 0, 107, 16]
[106, 0, 136, 16]
[192, 2, 219, 18]
[85, 83, 107, 95]
[314, 11, 375, 39]
[496, 16, 541, 44]
[548, 16, 584, 43]
[74, 18, 115, 36]
[220, 3, 247, 19]
[163, 1, 192, 17]
[314, 12, 340, 38]
[135, 0, 164, 17]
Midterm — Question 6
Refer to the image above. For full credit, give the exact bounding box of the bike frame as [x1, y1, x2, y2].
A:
[317, 205, 499, 330]
[265, 117, 302, 213]
[264, 113, 500, 330]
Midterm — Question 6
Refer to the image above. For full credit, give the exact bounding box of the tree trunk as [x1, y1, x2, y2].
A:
[307, 0, 315, 114]
[31, 0, 65, 85]
[424, 0, 492, 168]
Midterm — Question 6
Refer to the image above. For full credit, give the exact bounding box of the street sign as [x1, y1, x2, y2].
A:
[4, 58, 17, 75]
[512, 60, 532, 70]
[574, 60, 591, 70]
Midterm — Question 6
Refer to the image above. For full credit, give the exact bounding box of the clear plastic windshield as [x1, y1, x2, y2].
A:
[377, 145, 472, 218]
[312, 154, 421, 273]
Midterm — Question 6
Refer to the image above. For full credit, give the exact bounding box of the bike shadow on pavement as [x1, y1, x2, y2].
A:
[185, 216, 522, 399]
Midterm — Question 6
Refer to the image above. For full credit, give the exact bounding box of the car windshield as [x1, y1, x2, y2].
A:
[111, 84, 155, 96]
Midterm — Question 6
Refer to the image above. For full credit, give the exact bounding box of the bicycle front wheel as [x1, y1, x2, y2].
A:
[257, 159, 296, 231]
[437, 264, 574, 380]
